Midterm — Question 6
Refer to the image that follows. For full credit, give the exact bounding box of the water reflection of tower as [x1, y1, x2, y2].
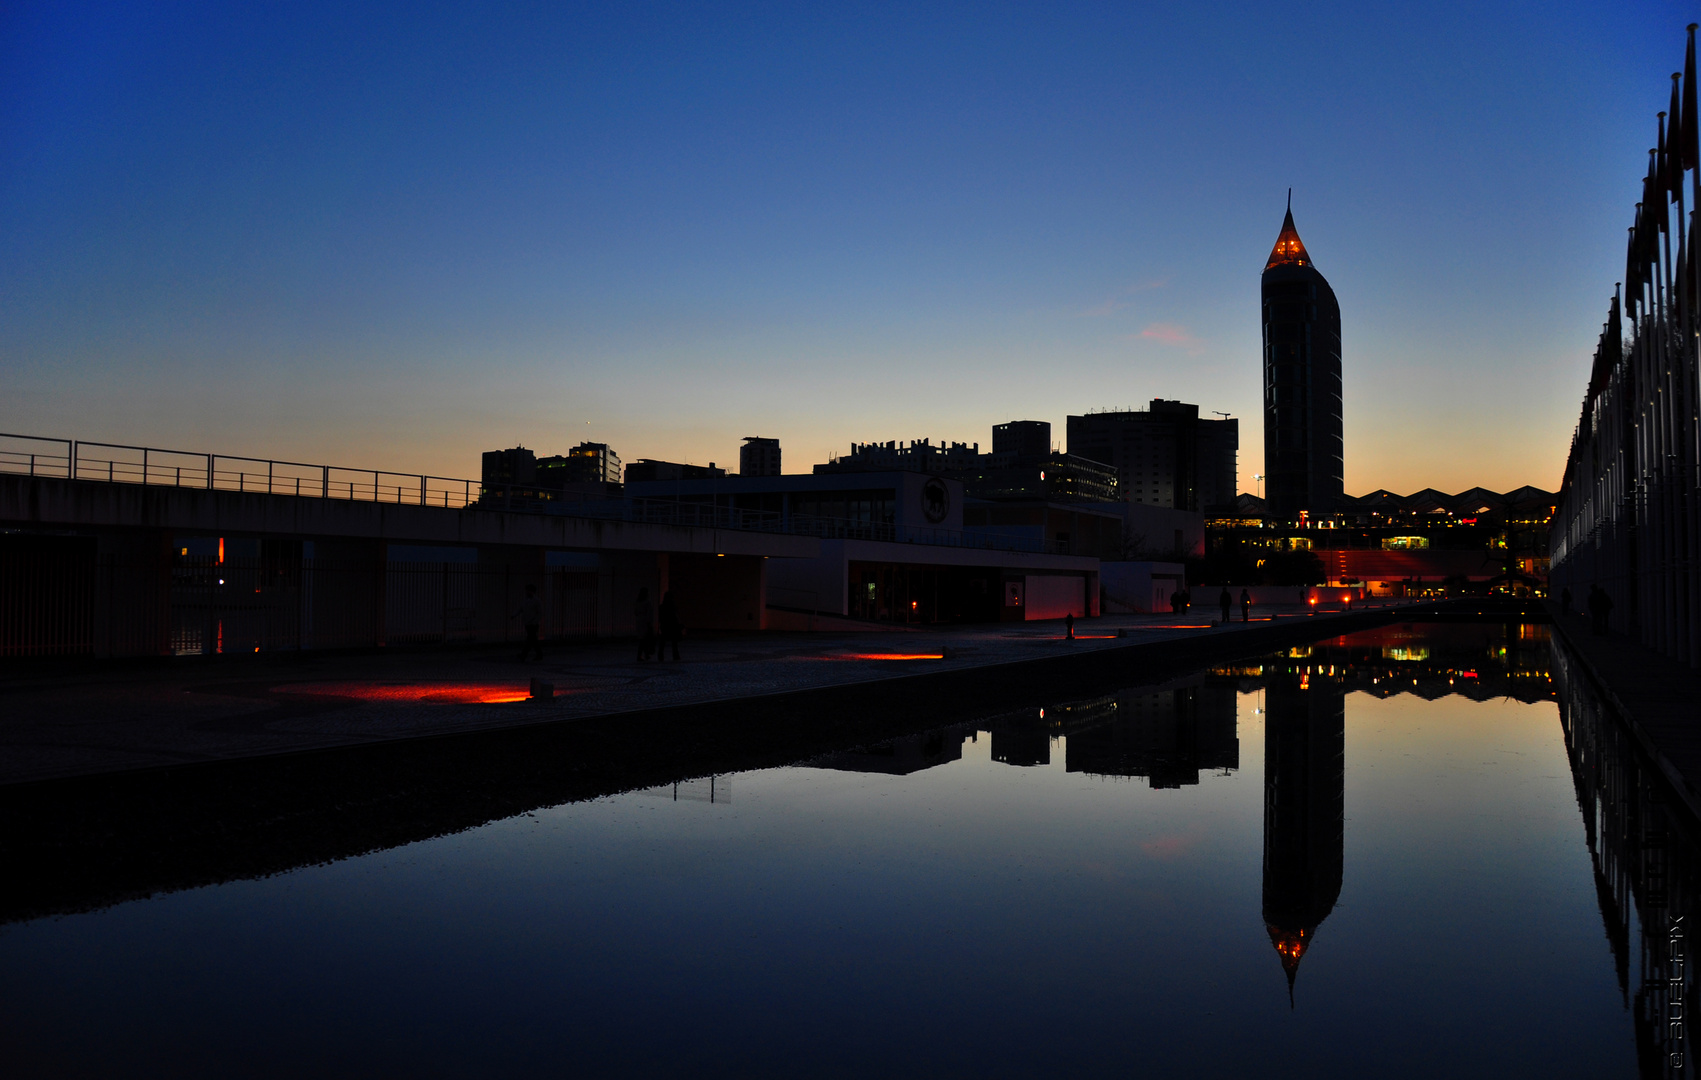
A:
[1262, 668, 1345, 1003]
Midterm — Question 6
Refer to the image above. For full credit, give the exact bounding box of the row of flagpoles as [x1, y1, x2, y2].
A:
[1551, 24, 1701, 667]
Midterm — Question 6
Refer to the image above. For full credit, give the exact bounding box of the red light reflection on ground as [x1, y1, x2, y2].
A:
[278, 681, 534, 704]
[832, 653, 945, 661]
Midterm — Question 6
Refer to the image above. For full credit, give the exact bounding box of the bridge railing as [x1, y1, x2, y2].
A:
[1, 433, 481, 508]
[2, 432, 1072, 555]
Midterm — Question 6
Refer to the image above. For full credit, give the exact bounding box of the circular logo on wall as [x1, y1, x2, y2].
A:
[921, 478, 950, 524]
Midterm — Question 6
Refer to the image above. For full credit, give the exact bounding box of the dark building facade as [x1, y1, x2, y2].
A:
[538, 441, 621, 486]
[624, 459, 726, 483]
[1262, 669, 1345, 1001]
[740, 436, 781, 477]
[993, 420, 1052, 459]
[1066, 399, 1237, 511]
[1262, 207, 1343, 520]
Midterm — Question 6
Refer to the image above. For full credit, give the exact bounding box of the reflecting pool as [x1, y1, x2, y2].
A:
[1, 621, 1688, 1077]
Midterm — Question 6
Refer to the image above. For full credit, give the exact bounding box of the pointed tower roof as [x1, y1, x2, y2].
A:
[1265, 208, 1311, 269]
[1267, 923, 1315, 1007]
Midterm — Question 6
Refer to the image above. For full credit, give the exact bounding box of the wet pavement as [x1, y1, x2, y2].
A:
[0, 602, 1415, 785]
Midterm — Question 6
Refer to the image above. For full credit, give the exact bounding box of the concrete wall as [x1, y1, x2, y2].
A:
[766, 543, 848, 615]
[1100, 561, 1186, 614]
[668, 554, 765, 631]
[1024, 575, 1088, 620]
[0, 475, 818, 560]
[1120, 503, 1205, 559]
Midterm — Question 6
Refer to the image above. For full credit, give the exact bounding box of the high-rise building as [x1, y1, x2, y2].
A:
[1066, 400, 1237, 511]
[740, 436, 781, 477]
[537, 441, 621, 486]
[1261, 670, 1345, 1002]
[1261, 203, 1343, 519]
[481, 446, 537, 489]
[992, 420, 1051, 459]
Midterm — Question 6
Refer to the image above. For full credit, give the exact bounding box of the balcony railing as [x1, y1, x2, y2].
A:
[1, 432, 1074, 556]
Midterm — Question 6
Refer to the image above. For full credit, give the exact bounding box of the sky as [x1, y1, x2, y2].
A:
[1, 1, 1693, 494]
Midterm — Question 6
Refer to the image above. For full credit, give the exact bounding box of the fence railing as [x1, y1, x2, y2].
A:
[0, 433, 482, 508]
[1, 432, 1073, 555]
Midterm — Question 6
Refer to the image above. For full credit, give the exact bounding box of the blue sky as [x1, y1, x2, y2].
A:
[1, 1, 1691, 492]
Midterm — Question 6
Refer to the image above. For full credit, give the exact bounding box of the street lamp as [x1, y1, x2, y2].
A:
[1253, 474, 1264, 500]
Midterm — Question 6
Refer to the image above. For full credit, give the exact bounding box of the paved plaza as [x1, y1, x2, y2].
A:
[0, 601, 1411, 786]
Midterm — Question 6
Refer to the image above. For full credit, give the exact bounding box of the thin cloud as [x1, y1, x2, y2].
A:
[1134, 322, 1205, 354]
[1075, 277, 1170, 317]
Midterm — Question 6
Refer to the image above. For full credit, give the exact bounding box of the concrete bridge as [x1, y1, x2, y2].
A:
[0, 471, 816, 657]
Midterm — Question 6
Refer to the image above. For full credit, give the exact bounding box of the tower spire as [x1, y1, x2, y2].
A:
[1266, 203, 1311, 269]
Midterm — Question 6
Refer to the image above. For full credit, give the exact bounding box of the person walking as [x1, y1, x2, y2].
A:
[1218, 587, 1232, 626]
[1065, 612, 1075, 640]
[658, 589, 683, 662]
[515, 584, 543, 662]
[1589, 585, 1613, 636]
[634, 587, 656, 661]
[1240, 588, 1251, 623]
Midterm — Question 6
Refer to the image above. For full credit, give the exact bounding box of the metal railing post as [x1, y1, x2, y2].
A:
[420, 475, 427, 505]
[322, 466, 329, 498]
[143, 447, 149, 485]
[207, 454, 215, 489]
[70, 440, 78, 480]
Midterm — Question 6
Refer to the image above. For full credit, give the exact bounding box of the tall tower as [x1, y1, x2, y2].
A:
[1261, 669, 1345, 1004]
[1261, 200, 1343, 519]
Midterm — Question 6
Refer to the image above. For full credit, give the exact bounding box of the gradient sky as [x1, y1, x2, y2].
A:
[2, 2, 1692, 493]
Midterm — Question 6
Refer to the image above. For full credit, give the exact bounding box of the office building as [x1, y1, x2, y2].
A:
[538, 441, 621, 487]
[740, 437, 782, 477]
[993, 420, 1052, 459]
[1066, 400, 1238, 511]
[481, 447, 536, 489]
[1262, 204, 1343, 519]
[625, 459, 726, 483]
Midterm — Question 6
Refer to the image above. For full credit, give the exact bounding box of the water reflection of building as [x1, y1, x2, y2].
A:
[1065, 683, 1239, 787]
[992, 727, 1052, 767]
[815, 728, 968, 775]
[1554, 640, 1695, 1074]
[1288, 622, 1556, 705]
[1261, 665, 1345, 1002]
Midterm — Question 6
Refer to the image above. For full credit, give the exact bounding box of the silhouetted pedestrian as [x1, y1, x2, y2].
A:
[634, 587, 656, 660]
[1240, 588, 1251, 623]
[1589, 585, 1613, 636]
[515, 584, 543, 662]
[658, 589, 683, 662]
[1218, 587, 1232, 625]
[1065, 612, 1075, 639]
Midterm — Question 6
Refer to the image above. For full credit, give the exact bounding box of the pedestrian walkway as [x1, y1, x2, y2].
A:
[0, 601, 1414, 785]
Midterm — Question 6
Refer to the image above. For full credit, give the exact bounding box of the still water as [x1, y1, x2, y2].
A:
[0, 622, 1689, 1077]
